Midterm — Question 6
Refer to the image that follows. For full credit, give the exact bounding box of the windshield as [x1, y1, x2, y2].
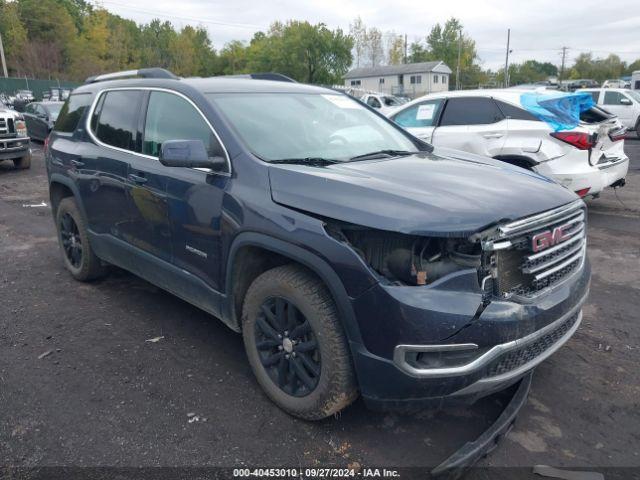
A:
[207, 92, 418, 162]
[48, 103, 63, 121]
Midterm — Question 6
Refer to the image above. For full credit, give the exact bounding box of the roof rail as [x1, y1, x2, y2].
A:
[85, 68, 179, 84]
[224, 72, 297, 83]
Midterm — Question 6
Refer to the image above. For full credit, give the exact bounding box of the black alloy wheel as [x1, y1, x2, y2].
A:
[255, 296, 321, 397]
[59, 212, 83, 268]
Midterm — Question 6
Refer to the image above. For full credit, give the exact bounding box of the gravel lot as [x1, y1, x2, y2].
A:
[1, 140, 639, 476]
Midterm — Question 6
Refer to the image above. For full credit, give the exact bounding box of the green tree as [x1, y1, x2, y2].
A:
[245, 21, 352, 84]
[0, 1, 28, 75]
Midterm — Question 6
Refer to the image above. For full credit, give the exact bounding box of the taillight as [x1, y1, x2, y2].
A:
[550, 131, 595, 150]
[44, 136, 50, 154]
[575, 187, 591, 198]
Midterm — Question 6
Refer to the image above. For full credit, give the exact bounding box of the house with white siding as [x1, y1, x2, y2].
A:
[343, 61, 452, 98]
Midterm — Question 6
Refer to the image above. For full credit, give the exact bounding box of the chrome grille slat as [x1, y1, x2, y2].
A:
[526, 228, 584, 262]
[524, 243, 585, 276]
[533, 247, 585, 281]
[492, 201, 587, 298]
[498, 199, 584, 237]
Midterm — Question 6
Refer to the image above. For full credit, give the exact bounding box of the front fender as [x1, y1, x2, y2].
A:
[224, 231, 364, 345]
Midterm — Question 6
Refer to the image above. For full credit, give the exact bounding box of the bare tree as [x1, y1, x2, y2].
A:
[349, 16, 367, 68]
[367, 27, 383, 67]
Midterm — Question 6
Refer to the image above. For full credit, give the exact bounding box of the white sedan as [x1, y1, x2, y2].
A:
[387, 89, 629, 198]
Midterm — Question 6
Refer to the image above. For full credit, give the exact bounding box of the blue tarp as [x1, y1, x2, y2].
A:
[520, 91, 595, 131]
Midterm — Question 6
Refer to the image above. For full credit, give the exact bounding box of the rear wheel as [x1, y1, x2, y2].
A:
[242, 265, 358, 420]
[55, 197, 107, 281]
[13, 154, 31, 169]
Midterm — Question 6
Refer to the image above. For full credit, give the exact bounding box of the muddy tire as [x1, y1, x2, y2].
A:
[242, 264, 358, 420]
[13, 154, 31, 169]
[55, 197, 107, 281]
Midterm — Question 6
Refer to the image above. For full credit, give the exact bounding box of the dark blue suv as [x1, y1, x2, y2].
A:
[46, 69, 590, 420]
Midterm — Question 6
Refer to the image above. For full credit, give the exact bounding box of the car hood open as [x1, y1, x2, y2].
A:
[268, 148, 578, 237]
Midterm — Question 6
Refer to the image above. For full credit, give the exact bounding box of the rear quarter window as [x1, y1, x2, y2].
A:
[494, 100, 539, 121]
[54, 93, 92, 133]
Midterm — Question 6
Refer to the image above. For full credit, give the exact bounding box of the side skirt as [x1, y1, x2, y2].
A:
[89, 231, 236, 331]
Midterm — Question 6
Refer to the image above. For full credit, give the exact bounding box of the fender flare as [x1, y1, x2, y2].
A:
[224, 231, 363, 345]
[49, 173, 88, 220]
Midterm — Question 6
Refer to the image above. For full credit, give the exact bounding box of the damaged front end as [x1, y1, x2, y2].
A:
[325, 221, 489, 293]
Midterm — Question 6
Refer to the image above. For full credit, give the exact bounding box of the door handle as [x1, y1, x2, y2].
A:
[482, 133, 504, 139]
[70, 159, 84, 167]
[128, 173, 148, 185]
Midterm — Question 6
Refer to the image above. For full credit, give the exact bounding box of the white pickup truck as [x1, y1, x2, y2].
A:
[579, 88, 640, 137]
[0, 102, 31, 169]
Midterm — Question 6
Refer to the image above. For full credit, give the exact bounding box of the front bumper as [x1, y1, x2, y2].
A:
[0, 137, 30, 161]
[350, 257, 590, 410]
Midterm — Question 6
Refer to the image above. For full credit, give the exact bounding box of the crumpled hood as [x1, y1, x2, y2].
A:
[268, 148, 578, 237]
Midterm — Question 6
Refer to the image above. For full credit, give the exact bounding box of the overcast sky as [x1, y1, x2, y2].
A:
[92, 0, 640, 70]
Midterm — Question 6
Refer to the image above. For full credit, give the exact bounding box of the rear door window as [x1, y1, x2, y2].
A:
[91, 90, 144, 152]
[55, 93, 92, 133]
[439, 97, 504, 126]
[393, 99, 443, 128]
[142, 91, 224, 161]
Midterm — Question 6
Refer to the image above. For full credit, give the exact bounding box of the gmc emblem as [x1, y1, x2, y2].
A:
[532, 226, 571, 252]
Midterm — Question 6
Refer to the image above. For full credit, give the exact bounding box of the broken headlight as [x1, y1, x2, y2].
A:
[326, 222, 481, 286]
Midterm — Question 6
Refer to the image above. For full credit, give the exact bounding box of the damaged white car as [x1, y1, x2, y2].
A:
[388, 89, 629, 198]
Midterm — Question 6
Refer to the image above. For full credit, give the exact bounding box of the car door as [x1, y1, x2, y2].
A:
[494, 99, 547, 159]
[390, 98, 444, 142]
[35, 104, 52, 140]
[432, 97, 507, 157]
[79, 89, 145, 244]
[602, 90, 634, 128]
[22, 103, 38, 138]
[141, 89, 229, 291]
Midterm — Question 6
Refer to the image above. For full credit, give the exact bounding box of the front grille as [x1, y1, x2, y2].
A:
[491, 201, 586, 298]
[485, 311, 579, 377]
[0, 117, 16, 139]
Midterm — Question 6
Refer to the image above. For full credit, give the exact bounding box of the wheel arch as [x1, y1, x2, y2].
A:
[224, 232, 363, 344]
[49, 174, 86, 218]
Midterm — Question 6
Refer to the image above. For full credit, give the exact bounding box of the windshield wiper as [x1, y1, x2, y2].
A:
[348, 149, 420, 161]
[270, 157, 340, 166]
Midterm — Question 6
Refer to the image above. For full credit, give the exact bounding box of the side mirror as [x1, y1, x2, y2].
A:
[620, 98, 632, 106]
[159, 139, 226, 170]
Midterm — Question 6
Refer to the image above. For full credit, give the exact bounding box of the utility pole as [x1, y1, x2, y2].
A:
[403, 34, 408, 64]
[0, 32, 8, 79]
[504, 28, 511, 88]
[455, 29, 462, 90]
[559, 46, 568, 85]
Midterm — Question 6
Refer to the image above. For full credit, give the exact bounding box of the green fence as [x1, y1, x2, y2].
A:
[0, 76, 80, 99]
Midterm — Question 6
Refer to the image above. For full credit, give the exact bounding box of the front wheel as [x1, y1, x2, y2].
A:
[13, 153, 31, 169]
[242, 265, 358, 420]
